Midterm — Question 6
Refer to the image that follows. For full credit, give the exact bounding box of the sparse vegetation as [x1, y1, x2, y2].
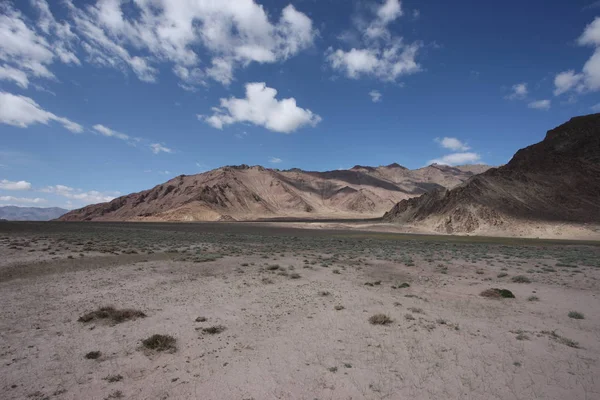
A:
[511, 275, 531, 283]
[142, 334, 177, 352]
[79, 306, 146, 324]
[541, 330, 580, 348]
[202, 325, 226, 334]
[568, 311, 585, 319]
[104, 374, 123, 383]
[527, 296, 539, 301]
[480, 288, 515, 298]
[85, 351, 101, 359]
[369, 313, 393, 325]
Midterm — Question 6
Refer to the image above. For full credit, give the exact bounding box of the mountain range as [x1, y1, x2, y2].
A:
[0, 206, 68, 221]
[58, 163, 489, 222]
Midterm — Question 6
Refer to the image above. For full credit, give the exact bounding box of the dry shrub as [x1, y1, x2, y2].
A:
[79, 306, 146, 324]
[480, 288, 515, 299]
[142, 334, 177, 352]
[369, 314, 392, 325]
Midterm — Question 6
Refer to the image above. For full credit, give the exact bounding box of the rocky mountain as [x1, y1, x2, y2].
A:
[383, 114, 600, 233]
[58, 163, 489, 222]
[0, 206, 68, 221]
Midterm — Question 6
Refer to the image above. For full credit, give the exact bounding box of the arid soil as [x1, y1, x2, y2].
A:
[1, 222, 599, 400]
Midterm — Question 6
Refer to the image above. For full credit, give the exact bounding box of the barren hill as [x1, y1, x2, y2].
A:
[383, 114, 600, 234]
[58, 163, 489, 222]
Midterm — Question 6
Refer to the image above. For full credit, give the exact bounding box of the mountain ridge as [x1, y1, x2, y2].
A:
[0, 206, 68, 221]
[58, 163, 490, 222]
[383, 114, 600, 233]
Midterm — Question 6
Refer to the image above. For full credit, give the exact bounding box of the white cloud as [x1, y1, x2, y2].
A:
[0, 91, 83, 133]
[61, 0, 315, 89]
[591, 103, 600, 112]
[435, 137, 470, 151]
[0, 195, 46, 204]
[554, 17, 600, 96]
[0, 1, 79, 87]
[326, 0, 422, 82]
[93, 124, 130, 141]
[528, 99, 551, 110]
[0, 179, 32, 190]
[0, 65, 29, 88]
[506, 83, 528, 100]
[269, 157, 282, 164]
[41, 184, 118, 203]
[203, 82, 321, 133]
[377, 0, 403, 24]
[428, 152, 481, 166]
[369, 90, 382, 102]
[554, 71, 583, 95]
[326, 42, 421, 82]
[150, 143, 173, 154]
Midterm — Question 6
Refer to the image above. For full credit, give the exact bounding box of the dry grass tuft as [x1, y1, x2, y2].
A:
[369, 313, 393, 325]
[480, 288, 515, 299]
[79, 306, 146, 324]
[202, 325, 226, 334]
[142, 334, 177, 352]
[85, 351, 101, 359]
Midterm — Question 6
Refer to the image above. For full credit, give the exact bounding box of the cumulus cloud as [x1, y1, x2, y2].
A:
[269, 157, 283, 164]
[428, 152, 481, 166]
[528, 99, 551, 110]
[0, 179, 32, 190]
[203, 82, 321, 133]
[0, 195, 46, 204]
[429, 136, 481, 166]
[435, 137, 470, 151]
[41, 185, 118, 203]
[506, 83, 528, 100]
[554, 17, 600, 96]
[0, 91, 83, 133]
[150, 143, 173, 154]
[59, 0, 315, 88]
[326, 0, 422, 82]
[369, 90, 382, 102]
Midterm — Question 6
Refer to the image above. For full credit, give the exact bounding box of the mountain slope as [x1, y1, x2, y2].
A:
[0, 206, 68, 221]
[383, 114, 600, 233]
[58, 163, 489, 222]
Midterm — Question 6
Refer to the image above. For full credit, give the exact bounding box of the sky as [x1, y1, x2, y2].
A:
[2, 0, 600, 209]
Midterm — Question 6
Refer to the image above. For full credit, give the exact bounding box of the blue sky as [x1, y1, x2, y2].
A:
[2, 0, 600, 209]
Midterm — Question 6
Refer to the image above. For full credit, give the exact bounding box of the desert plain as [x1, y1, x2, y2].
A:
[1, 221, 599, 400]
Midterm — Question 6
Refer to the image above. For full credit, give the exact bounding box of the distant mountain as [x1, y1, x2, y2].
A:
[58, 163, 490, 222]
[383, 114, 600, 233]
[0, 206, 68, 221]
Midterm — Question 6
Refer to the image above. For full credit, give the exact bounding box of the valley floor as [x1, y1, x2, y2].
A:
[1, 222, 599, 400]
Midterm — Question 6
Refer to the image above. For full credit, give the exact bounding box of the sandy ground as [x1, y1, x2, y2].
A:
[1, 222, 599, 400]
[261, 221, 600, 241]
